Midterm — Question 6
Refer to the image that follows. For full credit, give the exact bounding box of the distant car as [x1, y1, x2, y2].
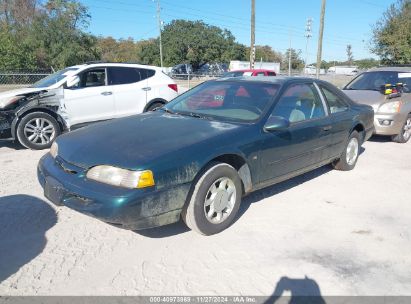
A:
[222, 69, 277, 78]
[170, 63, 194, 79]
[38, 77, 373, 235]
[195, 63, 228, 77]
[343, 66, 411, 143]
[0, 62, 178, 149]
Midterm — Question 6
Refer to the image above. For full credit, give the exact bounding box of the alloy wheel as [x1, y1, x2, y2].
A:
[24, 118, 56, 145]
[346, 137, 359, 166]
[204, 177, 236, 224]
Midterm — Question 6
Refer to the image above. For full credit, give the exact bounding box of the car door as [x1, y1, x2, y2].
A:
[318, 83, 353, 158]
[107, 67, 148, 117]
[259, 82, 332, 183]
[63, 67, 115, 126]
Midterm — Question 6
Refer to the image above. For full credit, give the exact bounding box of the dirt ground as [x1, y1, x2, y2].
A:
[0, 135, 411, 296]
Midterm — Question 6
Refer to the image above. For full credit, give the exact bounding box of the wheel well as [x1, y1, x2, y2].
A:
[210, 154, 252, 194]
[13, 108, 63, 136]
[352, 123, 365, 142]
[144, 98, 167, 112]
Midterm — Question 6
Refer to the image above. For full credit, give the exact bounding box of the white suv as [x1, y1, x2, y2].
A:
[0, 62, 178, 149]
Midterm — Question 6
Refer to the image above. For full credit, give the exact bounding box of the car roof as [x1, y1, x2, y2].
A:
[69, 62, 161, 71]
[368, 66, 411, 72]
[216, 76, 315, 85]
[230, 69, 276, 72]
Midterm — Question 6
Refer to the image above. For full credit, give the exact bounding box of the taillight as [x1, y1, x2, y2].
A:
[168, 84, 178, 93]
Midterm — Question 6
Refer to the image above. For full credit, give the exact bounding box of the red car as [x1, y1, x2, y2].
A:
[223, 69, 277, 77]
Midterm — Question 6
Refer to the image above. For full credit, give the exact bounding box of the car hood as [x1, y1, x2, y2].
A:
[57, 112, 242, 169]
[0, 87, 46, 99]
[343, 90, 386, 111]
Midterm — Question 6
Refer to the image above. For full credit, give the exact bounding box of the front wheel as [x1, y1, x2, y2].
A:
[16, 112, 60, 150]
[182, 163, 242, 235]
[392, 114, 411, 143]
[332, 131, 360, 171]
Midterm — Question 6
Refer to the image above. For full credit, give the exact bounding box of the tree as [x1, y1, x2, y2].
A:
[139, 20, 247, 68]
[282, 48, 304, 70]
[346, 44, 354, 66]
[97, 36, 141, 62]
[371, 0, 411, 64]
[247, 45, 282, 63]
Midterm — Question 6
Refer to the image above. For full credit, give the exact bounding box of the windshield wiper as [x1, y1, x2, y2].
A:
[179, 112, 211, 120]
[157, 107, 175, 114]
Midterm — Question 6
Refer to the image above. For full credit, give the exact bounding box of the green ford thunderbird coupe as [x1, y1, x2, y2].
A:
[38, 77, 374, 235]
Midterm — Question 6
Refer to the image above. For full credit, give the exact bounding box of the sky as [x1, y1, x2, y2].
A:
[80, 0, 394, 63]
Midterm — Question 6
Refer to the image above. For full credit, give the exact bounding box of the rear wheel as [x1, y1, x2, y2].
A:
[17, 112, 60, 150]
[332, 131, 360, 171]
[392, 114, 411, 143]
[182, 162, 242, 235]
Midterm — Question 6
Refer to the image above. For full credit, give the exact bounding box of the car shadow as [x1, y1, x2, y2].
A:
[236, 164, 334, 223]
[0, 140, 24, 150]
[367, 135, 392, 143]
[0, 195, 57, 283]
[135, 221, 190, 238]
[264, 276, 326, 304]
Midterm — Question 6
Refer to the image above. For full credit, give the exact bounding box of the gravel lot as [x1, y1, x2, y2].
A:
[0, 135, 411, 297]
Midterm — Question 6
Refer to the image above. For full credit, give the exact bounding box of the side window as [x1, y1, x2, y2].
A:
[78, 69, 106, 88]
[320, 86, 348, 114]
[256, 72, 265, 76]
[108, 67, 142, 85]
[268, 72, 276, 76]
[271, 83, 326, 123]
[139, 68, 156, 81]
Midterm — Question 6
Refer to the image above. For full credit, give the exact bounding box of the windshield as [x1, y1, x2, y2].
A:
[345, 71, 411, 92]
[31, 67, 80, 88]
[164, 81, 280, 122]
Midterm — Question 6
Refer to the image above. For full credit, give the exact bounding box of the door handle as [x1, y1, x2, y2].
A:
[101, 91, 112, 96]
[323, 125, 332, 131]
[142, 87, 151, 91]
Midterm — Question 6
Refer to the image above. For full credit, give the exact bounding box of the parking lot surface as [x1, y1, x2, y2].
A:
[0, 137, 410, 296]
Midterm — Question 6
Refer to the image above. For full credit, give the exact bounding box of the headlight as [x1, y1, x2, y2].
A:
[378, 101, 402, 113]
[86, 166, 155, 189]
[50, 142, 58, 158]
[0, 96, 23, 109]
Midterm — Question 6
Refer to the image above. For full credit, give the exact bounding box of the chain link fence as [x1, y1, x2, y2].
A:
[0, 70, 52, 85]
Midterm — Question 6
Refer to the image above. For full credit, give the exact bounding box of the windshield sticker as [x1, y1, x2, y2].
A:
[398, 73, 411, 78]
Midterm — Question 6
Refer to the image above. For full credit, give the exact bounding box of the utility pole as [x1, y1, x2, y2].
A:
[288, 29, 292, 76]
[155, 0, 163, 68]
[250, 0, 255, 69]
[316, 0, 326, 79]
[304, 18, 313, 75]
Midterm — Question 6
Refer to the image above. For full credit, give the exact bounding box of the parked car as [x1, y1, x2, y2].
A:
[0, 62, 178, 149]
[195, 63, 228, 77]
[170, 63, 194, 79]
[343, 66, 411, 143]
[222, 69, 277, 78]
[38, 77, 374, 235]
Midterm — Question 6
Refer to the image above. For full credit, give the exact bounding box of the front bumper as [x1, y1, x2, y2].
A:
[373, 112, 406, 136]
[37, 153, 191, 230]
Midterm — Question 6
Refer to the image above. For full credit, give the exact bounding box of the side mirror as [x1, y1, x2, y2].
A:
[264, 116, 290, 132]
[66, 75, 80, 88]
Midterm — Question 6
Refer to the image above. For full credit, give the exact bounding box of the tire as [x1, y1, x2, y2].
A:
[146, 102, 164, 112]
[332, 130, 361, 171]
[392, 114, 411, 143]
[182, 162, 242, 235]
[16, 112, 60, 150]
